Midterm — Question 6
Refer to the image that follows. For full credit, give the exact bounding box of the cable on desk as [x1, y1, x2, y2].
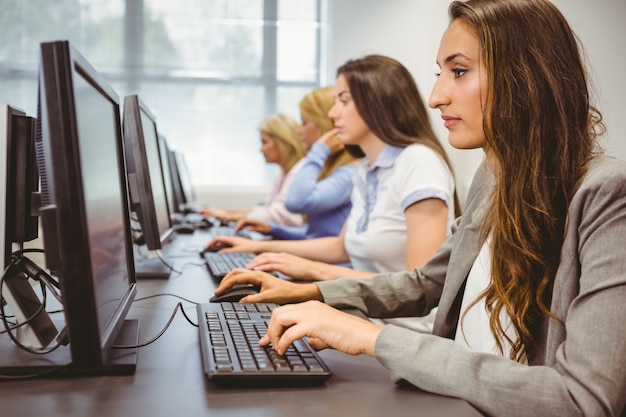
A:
[168, 259, 206, 277]
[112, 299, 199, 350]
[153, 250, 183, 275]
[134, 292, 200, 305]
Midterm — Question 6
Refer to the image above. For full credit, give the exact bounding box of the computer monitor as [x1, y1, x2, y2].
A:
[167, 147, 187, 215]
[158, 135, 179, 221]
[122, 95, 174, 251]
[5, 40, 139, 376]
[122, 95, 178, 278]
[0, 104, 57, 351]
[173, 151, 199, 212]
[0, 104, 39, 268]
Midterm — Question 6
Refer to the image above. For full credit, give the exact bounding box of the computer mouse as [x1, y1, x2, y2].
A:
[173, 223, 195, 234]
[195, 218, 214, 230]
[209, 284, 260, 303]
[203, 242, 233, 253]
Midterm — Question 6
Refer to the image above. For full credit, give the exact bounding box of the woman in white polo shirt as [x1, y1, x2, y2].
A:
[206, 54, 460, 332]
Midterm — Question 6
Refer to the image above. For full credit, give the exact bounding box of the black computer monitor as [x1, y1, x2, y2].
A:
[158, 135, 179, 221]
[0, 104, 57, 351]
[122, 95, 179, 278]
[173, 151, 198, 212]
[0, 104, 39, 268]
[17, 40, 138, 376]
[122, 95, 174, 251]
[167, 147, 186, 214]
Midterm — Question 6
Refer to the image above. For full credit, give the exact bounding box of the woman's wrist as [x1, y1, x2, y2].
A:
[296, 283, 323, 302]
[308, 261, 336, 281]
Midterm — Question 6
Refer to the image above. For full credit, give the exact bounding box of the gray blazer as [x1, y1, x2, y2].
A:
[317, 155, 626, 417]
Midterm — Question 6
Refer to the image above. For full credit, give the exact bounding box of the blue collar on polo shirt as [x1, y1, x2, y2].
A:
[355, 144, 405, 233]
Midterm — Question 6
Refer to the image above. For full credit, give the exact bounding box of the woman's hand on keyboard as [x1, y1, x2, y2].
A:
[259, 300, 383, 356]
[204, 236, 260, 253]
[234, 219, 272, 235]
[216, 268, 322, 305]
[246, 252, 326, 281]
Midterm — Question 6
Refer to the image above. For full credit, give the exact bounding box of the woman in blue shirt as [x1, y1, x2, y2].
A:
[235, 87, 361, 240]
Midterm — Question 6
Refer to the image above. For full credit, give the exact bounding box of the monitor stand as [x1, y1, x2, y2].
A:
[134, 256, 171, 279]
[133, 246, 171, 279]
[0, 319, 139, 377]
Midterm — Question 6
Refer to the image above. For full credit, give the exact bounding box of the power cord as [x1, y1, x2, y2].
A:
[153, 250, 183, 275]
[112, 293, 199, 350]
[0, 251, 65, 355]
[0, 251, 71, 380]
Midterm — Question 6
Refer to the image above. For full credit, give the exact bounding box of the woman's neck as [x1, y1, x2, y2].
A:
[359, 134, 388, 165]
[278, 160, 293, 174]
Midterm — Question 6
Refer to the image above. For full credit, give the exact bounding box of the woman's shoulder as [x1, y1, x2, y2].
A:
[572, 154, 626, 210]
[394, 144, 451, 175]
[581, 155, 626, 190]
[400, 142, 437, 155]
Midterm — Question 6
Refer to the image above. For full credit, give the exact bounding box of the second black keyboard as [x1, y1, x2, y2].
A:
[202, 251, 256, 280]
[197, 302, 332, 387]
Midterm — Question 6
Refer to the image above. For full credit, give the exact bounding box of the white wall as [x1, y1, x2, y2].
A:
[326, 0, 626, 205]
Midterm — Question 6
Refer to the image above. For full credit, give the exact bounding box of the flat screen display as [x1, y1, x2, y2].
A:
[73, 70, 133, 337]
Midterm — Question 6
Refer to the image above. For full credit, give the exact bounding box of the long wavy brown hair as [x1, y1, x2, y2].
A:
[337, 54, 461, 216]
[450, 0, 604, 360]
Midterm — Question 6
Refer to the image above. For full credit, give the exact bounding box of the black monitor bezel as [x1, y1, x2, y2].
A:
[167, 147, 185, 213]
[1, 105, 39, 269]
[122, 94, 174, 251]
[37, 40, 137, 374]
[173, 151, 195, 206]
[158, 135, 179, 218]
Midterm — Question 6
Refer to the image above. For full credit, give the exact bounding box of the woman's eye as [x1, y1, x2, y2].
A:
[452, 68, 467, 77]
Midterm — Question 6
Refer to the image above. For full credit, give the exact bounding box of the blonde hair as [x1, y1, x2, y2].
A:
[299, 87, 360, 180]
[258, 113, 306, 172]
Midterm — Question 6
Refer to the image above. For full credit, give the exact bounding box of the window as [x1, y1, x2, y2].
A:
[0, 0, 325, 187]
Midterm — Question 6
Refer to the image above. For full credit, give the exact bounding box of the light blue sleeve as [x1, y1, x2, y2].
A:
[285, 142, 356, 213]
[269, 224, 307, 240]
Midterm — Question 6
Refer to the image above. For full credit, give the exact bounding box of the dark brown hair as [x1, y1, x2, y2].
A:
[336, 54, 461, 216]
[450, 0, 604, 361]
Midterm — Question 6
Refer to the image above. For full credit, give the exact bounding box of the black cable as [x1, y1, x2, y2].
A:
[10, 250, 61, 295]
[112, 300, 198, 349]
[0, 271, 63, 355]
[153, 250, 182, 275]
[165, 258, 206, 278]
[134, 292, 199, 305]
[0, 263, 70, 380]
[1, 251, 65, 354]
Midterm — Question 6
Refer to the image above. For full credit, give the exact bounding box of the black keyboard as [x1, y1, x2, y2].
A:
[197, 302, 332, 387]
[202, 252, 256, 280]
[211, 226, 255, 239]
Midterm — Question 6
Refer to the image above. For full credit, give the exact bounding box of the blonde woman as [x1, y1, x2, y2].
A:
[202, 113, 306, 227]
